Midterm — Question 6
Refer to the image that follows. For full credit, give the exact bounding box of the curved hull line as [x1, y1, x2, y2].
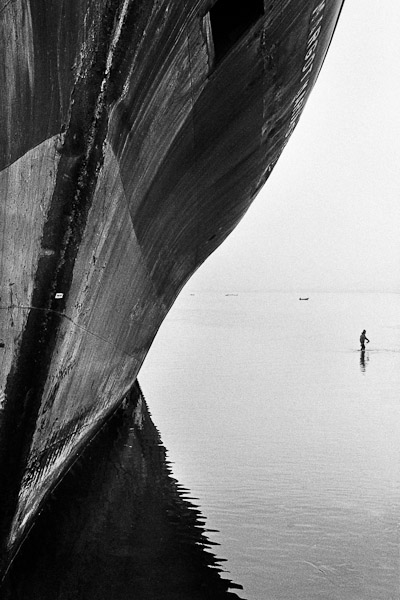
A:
[0, 0, 346, 569]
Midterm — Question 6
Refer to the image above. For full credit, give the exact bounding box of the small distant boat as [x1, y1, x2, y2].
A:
[299, 297, 309, 301]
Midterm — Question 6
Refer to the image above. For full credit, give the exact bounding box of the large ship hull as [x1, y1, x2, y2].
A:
[0, 0, 344, 570]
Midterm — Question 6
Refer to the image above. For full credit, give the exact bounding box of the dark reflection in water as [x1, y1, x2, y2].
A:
[359, 349, 369, 373]
[2, 382, 244, 600]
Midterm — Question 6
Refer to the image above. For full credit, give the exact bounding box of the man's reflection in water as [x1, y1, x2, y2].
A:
[360, 349, 369, 373]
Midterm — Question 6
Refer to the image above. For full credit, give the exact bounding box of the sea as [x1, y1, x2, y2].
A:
[139, 291, 400, 600]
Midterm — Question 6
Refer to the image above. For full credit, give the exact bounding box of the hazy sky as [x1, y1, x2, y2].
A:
[189, 0, 400, 293]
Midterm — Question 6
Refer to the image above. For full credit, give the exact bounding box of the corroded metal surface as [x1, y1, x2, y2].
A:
[0, 0, 345, 570]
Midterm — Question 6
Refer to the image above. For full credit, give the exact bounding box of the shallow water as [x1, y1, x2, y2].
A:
[140, 292, 400, 600]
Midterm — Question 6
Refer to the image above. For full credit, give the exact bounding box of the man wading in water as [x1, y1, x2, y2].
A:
[360, 329, 370, 351]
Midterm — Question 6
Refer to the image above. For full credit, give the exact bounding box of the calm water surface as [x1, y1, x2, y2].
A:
[140, 292, 400, 600]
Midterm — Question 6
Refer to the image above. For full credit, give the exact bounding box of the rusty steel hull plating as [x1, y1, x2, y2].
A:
[0, 0, 344, 571]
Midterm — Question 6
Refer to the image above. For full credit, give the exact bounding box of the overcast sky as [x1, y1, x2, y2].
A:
[189, 0, 400, 293]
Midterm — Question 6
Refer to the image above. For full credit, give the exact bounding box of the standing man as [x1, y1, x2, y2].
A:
[360, 329, 369, 351]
